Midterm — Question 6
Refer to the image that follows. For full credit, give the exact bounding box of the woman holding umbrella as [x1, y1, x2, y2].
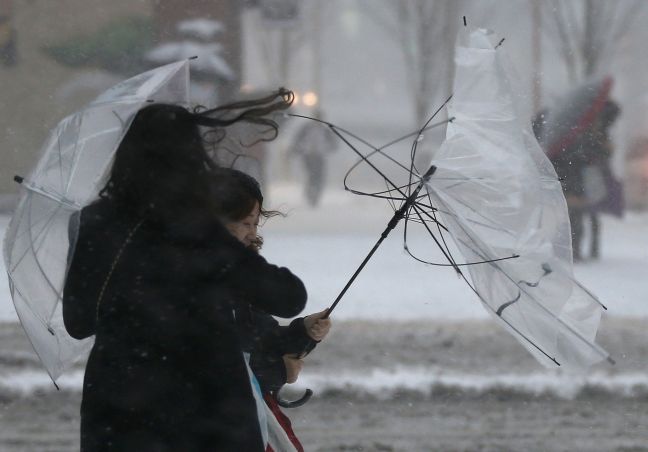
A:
[62, 90, 307, 451]
[209, 167, 332, 451]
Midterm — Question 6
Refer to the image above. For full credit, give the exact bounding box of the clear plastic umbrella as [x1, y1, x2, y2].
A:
[3, 60, 191, 381]
[293, 27, 611, 371]
[422, 29, 610, 369]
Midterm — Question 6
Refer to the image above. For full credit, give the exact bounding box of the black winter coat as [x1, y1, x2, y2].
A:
[235, 307, 316, 394]
[63, 199, 306, 452]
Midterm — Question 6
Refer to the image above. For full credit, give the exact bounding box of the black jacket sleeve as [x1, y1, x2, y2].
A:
[244, 309, 317, 393]
[204, 225, 307, 319]
[229, 255, 307, 318]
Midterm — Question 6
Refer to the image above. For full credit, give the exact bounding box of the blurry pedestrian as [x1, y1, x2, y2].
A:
[210, 168, 332, 452]
[291, 111, 337, 206]
[0, 0, 17, 67]
[582, 99, 621, 259]
[63, 90, 307, 451]
[551, 100, 620, 261]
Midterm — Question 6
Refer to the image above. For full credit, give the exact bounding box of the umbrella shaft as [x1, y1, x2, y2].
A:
[327, 166, 437, 318]
[326, 234, 387, 318]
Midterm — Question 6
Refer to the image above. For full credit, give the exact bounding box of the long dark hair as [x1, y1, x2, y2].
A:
[99, 88, 293, 220]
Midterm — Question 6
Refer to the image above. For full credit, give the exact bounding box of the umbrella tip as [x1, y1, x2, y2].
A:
[463, 16, 467, 27]
[13, 175, 23, 184]
[189, 55, 199, 60]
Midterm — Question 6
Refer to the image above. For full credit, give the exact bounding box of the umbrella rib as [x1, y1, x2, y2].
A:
[10, 194, 65, 275]
[379, 116, 455, 151]
[570, 277, 608, 310]
[339, 133, 421, 196]
[407, 203, 519, 267]
[6, 182, 80, 269]
[16, 193, 66, 324]
[326, 166, 437, 317]
[21, 182, 81, 209]
[430, 190, 610, 363]
[428, 202, 516, 238]
[427, 174, 517, 236]
[288, 114, 451, 200]
[6, 275, 61, 378]
[443, 239, 563, 366]
[63, 124, 124, 199]
[407, 204, 461, 273]
[407, 95, 454, 198]
[66, 113, 85, 199]
[346, 181, 420, 201]
[28, 197, 66, 319]
[328, 126, 408, 198]
[56, 132, 65, 195]
[417, 224, 561, 366]
[343, 147, 420, 186]
[350, 117, 452, 175]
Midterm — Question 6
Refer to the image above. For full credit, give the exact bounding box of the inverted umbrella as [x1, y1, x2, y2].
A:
[3, 60, 191, 381]
[294, 27, 611, 371]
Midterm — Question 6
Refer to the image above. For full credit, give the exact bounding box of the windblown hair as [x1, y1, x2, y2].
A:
[195, 88, 294, 146]
[209, 168, 283, 250]
[99, 88, 293, 221]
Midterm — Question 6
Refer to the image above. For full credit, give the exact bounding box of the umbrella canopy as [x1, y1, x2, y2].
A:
[301, 27, 611, 371]
[3, 60, 191, 380]
[539, 76, 613, 160]
[423, 29, 609, 370]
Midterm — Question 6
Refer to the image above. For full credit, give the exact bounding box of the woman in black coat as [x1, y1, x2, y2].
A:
[63, 92, 305, 451]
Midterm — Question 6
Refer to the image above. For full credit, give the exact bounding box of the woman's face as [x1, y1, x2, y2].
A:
[225, 201, 260, 248]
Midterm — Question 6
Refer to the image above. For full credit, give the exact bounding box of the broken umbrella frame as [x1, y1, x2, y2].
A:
[276, 26, 613, 408]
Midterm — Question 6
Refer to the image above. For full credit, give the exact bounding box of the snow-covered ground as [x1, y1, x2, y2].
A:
[1, 192, 647, 450]
[1, 183, 647, 322]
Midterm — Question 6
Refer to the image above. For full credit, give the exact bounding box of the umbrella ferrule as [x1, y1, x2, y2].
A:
[13, 175, 23, 184]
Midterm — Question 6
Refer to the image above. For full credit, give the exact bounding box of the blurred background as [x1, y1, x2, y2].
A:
[1, 1, 648, 450]
[1, 0, 647, 211]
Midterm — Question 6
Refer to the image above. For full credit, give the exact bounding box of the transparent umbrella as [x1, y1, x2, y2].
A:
[293, 27, 612, 371]
[3, 60, 191, 381]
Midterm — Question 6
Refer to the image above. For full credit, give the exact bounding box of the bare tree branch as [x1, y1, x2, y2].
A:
[542, 0, 647, 81]
[365, 0, 463, 127]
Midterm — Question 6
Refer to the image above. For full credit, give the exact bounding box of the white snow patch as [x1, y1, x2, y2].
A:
[294, 367, 648, 399]
[0, 369, 84, 394]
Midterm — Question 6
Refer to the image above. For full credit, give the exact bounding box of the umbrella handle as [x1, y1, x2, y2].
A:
[273, 388, 313, 409]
